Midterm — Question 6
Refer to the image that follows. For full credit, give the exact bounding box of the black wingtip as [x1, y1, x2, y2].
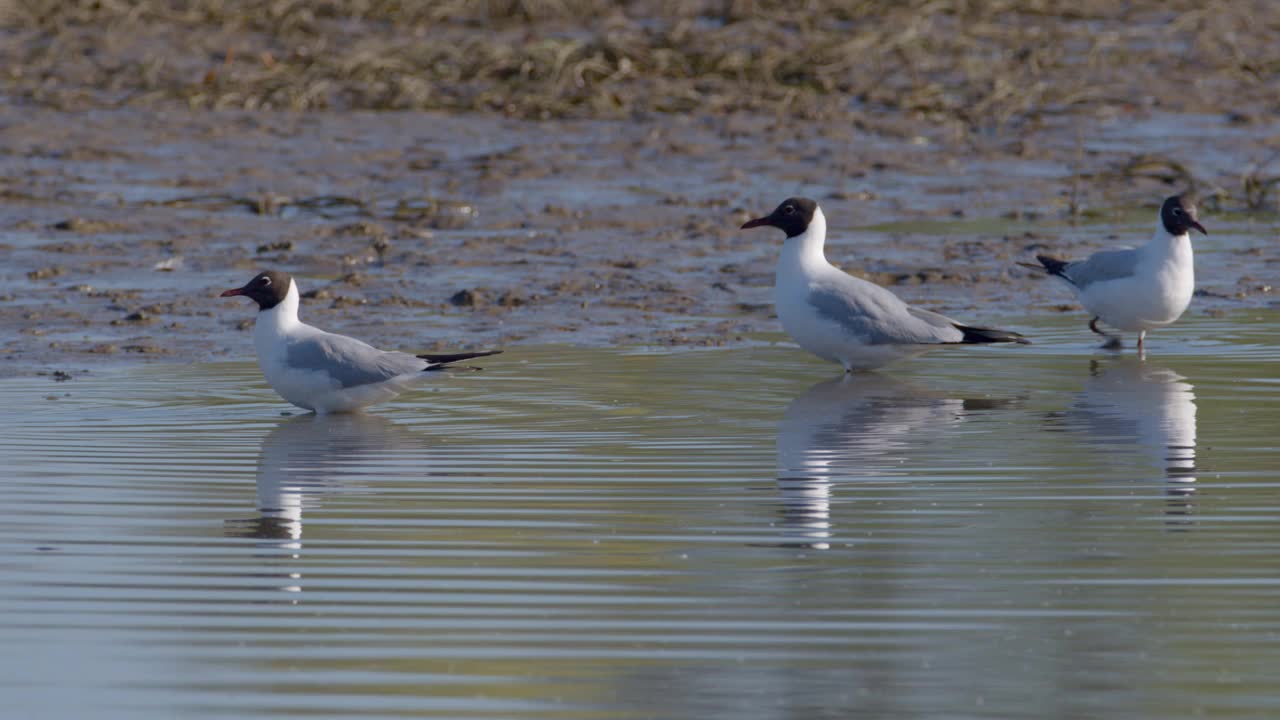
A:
[957, 325, 1031, 345]
[1033, 254, 1070, 278]
[418, 349, 502, 370]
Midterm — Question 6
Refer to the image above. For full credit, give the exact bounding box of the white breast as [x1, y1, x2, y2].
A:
[773, 212, 921, 371]
[1081, 232, 1194, 331]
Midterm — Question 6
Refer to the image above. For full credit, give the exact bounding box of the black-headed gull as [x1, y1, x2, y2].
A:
[1022, 193, 1205, 350]
[741, 197, 1028, 372]
[221, 270, 500, 413]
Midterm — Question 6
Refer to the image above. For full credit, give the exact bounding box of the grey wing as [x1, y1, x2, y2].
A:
[1063, 248, 1140, 288]
[905, 305, 968, 335]
[286, 333, 426, 388]
[808, 280, 963, 345]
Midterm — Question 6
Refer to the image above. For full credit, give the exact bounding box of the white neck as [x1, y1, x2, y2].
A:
[1145, 221, 1192, 261]
[255, 277, 303, 336]
[777, 207, 831, 278]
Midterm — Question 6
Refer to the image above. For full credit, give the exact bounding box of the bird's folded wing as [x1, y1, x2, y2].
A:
[1062, 248, 1139, 288]
[286, 333, 425, 388]
[808, 282, 963, 345]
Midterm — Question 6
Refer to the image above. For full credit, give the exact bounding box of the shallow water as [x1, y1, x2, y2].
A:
[2, 316, 1279, 719]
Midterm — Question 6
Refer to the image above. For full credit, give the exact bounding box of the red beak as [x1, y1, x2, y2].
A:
[741, 216, 771, 230]
[220, 287, 245, 297]
[1190, 220, 1207, 235]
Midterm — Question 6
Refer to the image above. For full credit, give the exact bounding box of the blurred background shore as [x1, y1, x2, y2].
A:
[1, 1, 1276, 371]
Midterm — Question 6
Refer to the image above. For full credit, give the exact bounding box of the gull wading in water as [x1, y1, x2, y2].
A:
[221, 270, 500, 413]
[1020, 193, 1205, 350]
[741, 197, 1029, 372]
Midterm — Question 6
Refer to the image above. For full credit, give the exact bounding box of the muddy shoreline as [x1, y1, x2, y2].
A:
[2, 3, 1278, 376]
[3, 105, 1275, 377]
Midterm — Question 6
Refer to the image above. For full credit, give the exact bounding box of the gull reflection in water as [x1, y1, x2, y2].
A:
[225, 413, 418, 592]
[775, 375, 1001, 550]
[1060, 358, 1198, 519]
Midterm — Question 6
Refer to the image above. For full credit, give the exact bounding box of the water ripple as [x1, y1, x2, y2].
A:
[2, 329, 1279, 719]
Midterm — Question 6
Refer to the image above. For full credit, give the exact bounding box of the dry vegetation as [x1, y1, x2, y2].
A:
[3, 0, 1278, 134]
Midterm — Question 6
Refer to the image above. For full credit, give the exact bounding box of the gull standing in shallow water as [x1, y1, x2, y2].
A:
[741, 197, 1029, 372]
[1021, 193, 1205, 350]
[221, 270, 500, 413]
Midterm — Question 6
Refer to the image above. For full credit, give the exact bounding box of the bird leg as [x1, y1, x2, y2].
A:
[1089, 316, 1123, 350]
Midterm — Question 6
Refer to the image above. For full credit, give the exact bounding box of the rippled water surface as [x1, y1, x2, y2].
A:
[3, 316, 1280, 719]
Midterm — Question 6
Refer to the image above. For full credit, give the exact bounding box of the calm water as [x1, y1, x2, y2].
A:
[2, 314, 1280, 719]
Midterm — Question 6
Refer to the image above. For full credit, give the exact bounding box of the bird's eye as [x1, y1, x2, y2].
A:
[261, 276, 272, 286]
[1172, 207, 1182, 216]
[782, 205, 796, 215]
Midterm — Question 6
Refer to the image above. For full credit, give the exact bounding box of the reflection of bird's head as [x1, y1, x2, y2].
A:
[224, 516, 302, 542]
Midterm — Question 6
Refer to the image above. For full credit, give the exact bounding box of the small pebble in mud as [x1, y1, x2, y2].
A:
[256, 240, 294, 254]
[543, 204, 583, 219]
[393, 200, 477, 229]
[51, 218, 124, 233]
[122, 343, 166, 354]
[26, 266, 64, 281]
[497, 291, 528, 307]
[450, 289, 479, 307]
[330, 296, 368, 309]
[1193, 289, 1232, 299]
[376, 295, 429, 308]
[338, 221, 388, 238]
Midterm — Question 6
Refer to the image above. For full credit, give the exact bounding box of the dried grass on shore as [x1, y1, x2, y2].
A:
[3, 0, 1274, 134]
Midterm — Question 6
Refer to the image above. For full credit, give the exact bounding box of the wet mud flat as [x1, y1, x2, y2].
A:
[1, 2, 1278, 375]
